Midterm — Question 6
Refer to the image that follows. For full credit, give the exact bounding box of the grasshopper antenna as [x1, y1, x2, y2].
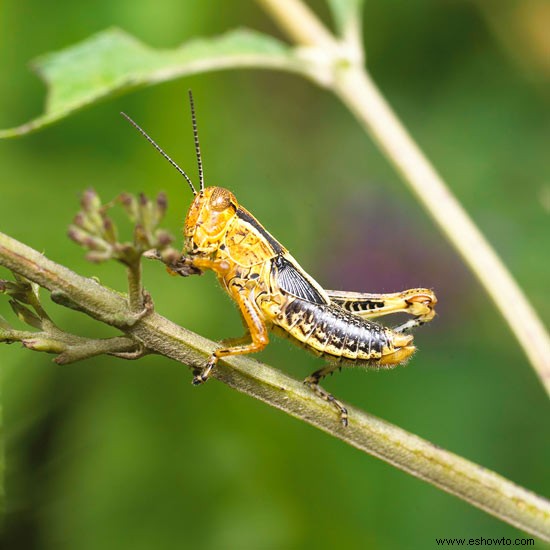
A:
[188, 90, 204, 193]
[120, 112, 197, 196]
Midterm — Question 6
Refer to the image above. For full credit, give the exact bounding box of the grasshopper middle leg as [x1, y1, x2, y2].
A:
[192, 282, 269, 385]
[304, 365, 349, 427]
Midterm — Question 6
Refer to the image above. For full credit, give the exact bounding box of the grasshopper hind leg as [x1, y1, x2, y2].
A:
[304, 365, 349, 427]
[327, 289, 437, 332]
[392, 292, 437, 334]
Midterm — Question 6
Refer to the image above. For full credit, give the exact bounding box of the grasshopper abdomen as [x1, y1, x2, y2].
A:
[274, 297, 415, 366]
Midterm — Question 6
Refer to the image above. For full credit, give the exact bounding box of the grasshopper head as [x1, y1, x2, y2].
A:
[184, 186, 238, 253]
[121, 92, 237, 256]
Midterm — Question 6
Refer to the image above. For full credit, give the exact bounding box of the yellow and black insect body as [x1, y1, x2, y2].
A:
[122, 93, 437, 426]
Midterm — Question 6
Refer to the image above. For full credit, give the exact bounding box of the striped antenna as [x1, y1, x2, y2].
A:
[188, 90, 204, 192]
[120, 112, 197, 196]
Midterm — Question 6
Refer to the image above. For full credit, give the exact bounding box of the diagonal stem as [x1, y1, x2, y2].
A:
[256, 0, 335, 48]
[1, 232, 549, 540]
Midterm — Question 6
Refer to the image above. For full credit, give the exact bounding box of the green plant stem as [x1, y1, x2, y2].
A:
[0, 326, 137, 362]
[127, 260, 144, 313]
[256, 0, 550, 396]
[257, 0, 335, 48]
[1, 231, 549, 540]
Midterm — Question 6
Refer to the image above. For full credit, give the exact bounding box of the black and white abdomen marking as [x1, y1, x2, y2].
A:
[275, 297, 403, 365]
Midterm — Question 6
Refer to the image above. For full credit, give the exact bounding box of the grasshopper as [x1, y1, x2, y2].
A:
[122, 92, 437, 426]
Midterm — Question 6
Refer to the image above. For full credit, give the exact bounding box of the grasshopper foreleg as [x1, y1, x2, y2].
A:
[304, 365, 349, 427]
[143, 249, 204, 277]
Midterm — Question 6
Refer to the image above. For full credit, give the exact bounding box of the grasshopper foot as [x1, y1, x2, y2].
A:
[170, 258, 203, 278]
[192, 356, 217, 385]
[304, 374, 349, 427]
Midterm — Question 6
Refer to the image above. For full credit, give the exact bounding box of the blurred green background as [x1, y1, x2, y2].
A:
[1, 1, 548, 549]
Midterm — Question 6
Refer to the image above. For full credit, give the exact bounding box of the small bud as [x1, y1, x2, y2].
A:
[68, 225, 88, 245]
[156, 192, 167, 218]
[73, 212, 86, 228]
[118, 192, 133, 206]
[86, 236, 111, 252]
[22, 337, 66, 354]
[102, 216, 117, 243]
[68, 226, 110, 252]
[160, 247, 182, 264]
[81, 188, 101, 212]
[138, 193, 154, 232]
[118, 192, 138, 221]
[154, 229, 173, 248]
[73, 213, 85, 227]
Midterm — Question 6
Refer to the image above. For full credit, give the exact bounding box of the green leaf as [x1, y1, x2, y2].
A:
[326, 0, 364, 34]
[0, 27, 300, 139]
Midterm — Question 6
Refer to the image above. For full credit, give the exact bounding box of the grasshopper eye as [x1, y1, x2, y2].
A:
[209, 187, 236, 212]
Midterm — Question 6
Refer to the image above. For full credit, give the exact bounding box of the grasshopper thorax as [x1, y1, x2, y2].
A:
[184, 186, 238, 253]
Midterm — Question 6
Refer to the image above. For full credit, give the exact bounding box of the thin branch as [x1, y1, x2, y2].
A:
[256, 0, 550, 395]
[126, 260, 144, 312]
[1, 232, 549, 540]
[256, 0, 335, 48]
[0, 327, 139, 364]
